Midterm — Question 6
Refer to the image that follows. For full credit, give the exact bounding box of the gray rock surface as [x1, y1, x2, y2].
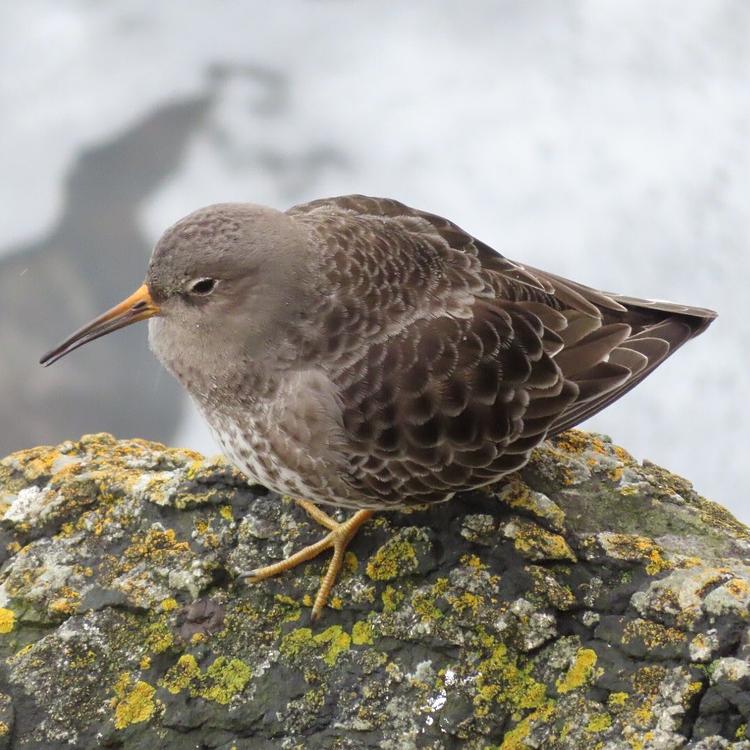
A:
[0, 430, 748, 749]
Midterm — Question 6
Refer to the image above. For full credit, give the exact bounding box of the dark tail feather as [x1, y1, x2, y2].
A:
[539, 276, 717, 435]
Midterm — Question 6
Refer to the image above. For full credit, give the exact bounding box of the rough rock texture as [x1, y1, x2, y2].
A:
[0, 431, 749, 750]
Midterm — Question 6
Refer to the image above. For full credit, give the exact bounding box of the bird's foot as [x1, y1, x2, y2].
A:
[244, 499, 374, 621]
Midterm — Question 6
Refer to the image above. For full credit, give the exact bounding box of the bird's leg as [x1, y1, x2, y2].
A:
[245, 499, 374, 621]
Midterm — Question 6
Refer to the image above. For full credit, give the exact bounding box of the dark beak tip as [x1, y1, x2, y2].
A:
[39, 349, 59, 367]
[37, 284, 157, 368]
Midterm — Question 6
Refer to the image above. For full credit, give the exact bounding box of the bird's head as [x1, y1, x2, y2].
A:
[40, 203, 317, 375]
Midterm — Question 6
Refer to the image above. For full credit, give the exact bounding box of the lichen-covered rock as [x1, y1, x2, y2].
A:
[0, 430, 748, 749]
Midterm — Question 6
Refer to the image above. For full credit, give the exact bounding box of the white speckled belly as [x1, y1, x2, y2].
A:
[207, 415, 304, 498]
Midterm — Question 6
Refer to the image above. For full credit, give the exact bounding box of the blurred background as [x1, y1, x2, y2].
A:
[1, 2, 746, 518]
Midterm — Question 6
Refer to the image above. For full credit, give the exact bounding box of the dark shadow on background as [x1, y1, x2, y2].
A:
[0, 62, 348, 455]
[0, 90, 214, 454]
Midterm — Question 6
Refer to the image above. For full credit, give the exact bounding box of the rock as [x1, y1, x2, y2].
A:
[0, 430, 748, 749]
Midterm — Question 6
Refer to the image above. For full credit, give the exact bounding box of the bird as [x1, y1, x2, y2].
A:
[40, 194, 717, 620]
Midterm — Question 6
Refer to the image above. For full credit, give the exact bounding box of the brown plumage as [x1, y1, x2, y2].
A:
[40, 194, 716, 618]
[287, 195, 714, 508]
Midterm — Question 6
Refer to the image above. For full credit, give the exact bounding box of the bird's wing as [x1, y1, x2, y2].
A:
[503, 264, 717, 434]
[289, 195, 716, 503]
[334, 298, 578, 504]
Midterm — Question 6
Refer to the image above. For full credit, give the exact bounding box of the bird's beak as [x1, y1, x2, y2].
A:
[40, 284, 160, 366]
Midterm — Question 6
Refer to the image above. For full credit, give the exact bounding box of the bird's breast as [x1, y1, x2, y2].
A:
[198, 368, 357, 507]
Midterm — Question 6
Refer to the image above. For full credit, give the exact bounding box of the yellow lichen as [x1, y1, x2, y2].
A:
[412, 578, 449, 622]
[460, 553, 487, 570]
[352, 620, 374, 646]
[499, 479, 566, 531]
[280, 627, 314, 660]
[632, 699, 656, 728]
[344, 551, 358, 573]
[314, 625, 351, 666]
[219, 505, 234, 521]
[510, 520, 577, 563]
[556, 648, 598, 693]
[447, 591, 483, 615]
[366, 539, 418, 581]
[161, 654, 200, 694]
[608, 691, 629, 708]
[499, 702, 554, 750]
[599, 534, 671, 575]
[474, 640, 547, 719]
[622, 619, 685, 649]
[0, 722, 8, 736]
[0, 608, 15, 634]
[159, 654, 251, 704]
[381, 585, 404, 612]
[122, 527, 191, 569]
[725, 577, 750, 599]
[279, 625, 351, 666]
[112, 673, 156, 730]
[200, 657, 252, 704]
[555, 430, 606, 455]
[160, 598, 178, 612]
[632, 665, 667, 696]
[526, 566, 577, 610]
[586, 714, 612, 733]
[48, 586, 81, 616]
[139, 655, 151, 671]
[274, 594, 302, 622]
[143, 618, 174, 654]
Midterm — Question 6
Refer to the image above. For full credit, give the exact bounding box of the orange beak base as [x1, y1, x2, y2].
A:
[40, 284, 160, 366]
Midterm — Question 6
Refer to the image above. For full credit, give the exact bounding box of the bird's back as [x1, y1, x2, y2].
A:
[286, 195, 715, 509]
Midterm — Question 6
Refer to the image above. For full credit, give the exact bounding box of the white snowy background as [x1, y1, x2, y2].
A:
[1, 2, 747, 518]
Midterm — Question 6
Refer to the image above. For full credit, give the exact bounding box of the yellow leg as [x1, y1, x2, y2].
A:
[245, 499, 374, 621]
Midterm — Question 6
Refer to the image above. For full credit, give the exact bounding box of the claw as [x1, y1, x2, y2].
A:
[243, 499, 374, 620]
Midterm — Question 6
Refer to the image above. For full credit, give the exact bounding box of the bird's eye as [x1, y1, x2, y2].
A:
[187, 278, 218, 296]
